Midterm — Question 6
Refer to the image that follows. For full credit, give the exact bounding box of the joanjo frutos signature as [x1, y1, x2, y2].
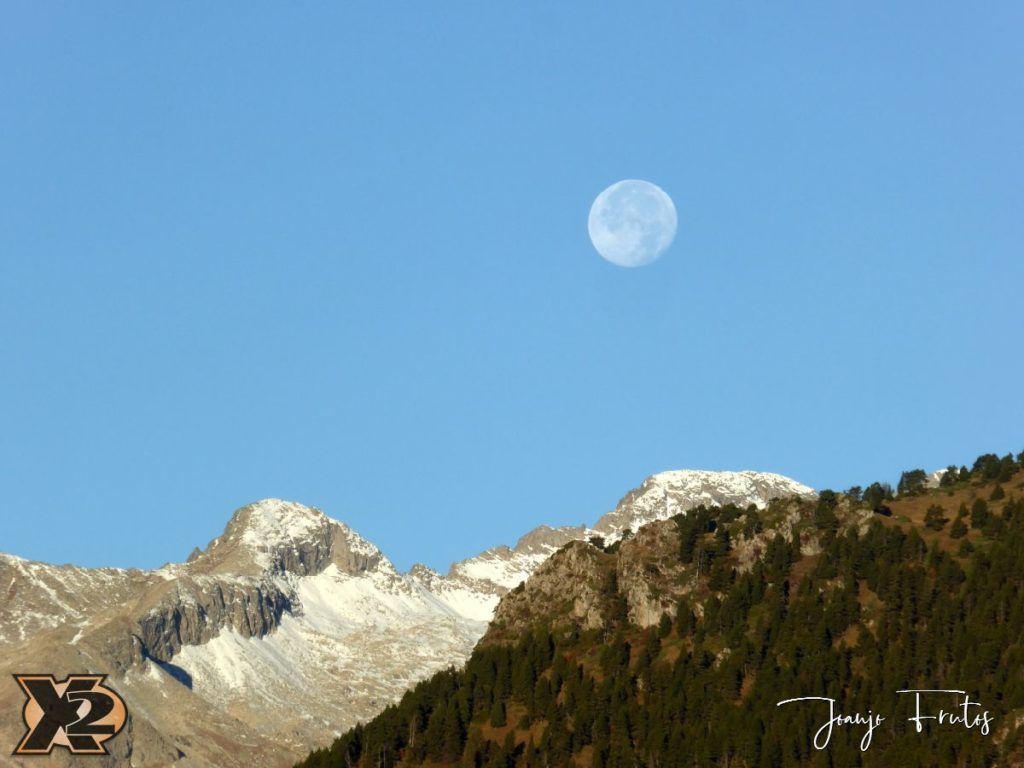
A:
[776, 689, 994, 751]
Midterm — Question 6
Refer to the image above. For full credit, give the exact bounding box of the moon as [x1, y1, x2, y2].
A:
[588, 180, 677, 267]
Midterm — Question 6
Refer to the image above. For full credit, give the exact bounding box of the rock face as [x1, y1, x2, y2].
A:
[0, 470, 813, 767]
[488, 541, 613, 635]
[616, 520, 693, 627]
[0, 500, 488, 768]
[136, 576, 295, 662]
[443, 470, 812, 600]
[486, 518, 696, 641]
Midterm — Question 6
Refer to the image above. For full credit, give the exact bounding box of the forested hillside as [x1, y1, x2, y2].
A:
[298, 452, 1024, 768]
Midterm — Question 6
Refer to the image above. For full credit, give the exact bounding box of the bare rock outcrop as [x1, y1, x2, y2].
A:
[616, 519, 688, 627]
[136, 576, 295, 662]
[488, 541, 613, 637]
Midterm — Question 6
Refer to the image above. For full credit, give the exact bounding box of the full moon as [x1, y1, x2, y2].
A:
[588, 179, 677, 267]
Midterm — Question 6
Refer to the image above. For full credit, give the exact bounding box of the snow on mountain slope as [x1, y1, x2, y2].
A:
[450, 546, 550, 590]
[175, 563, 488, 743]
[0, 553, 140, 644]
[443, 471, 813, 599]
[0, 470, 813, 768]
[593, 469, 815, 539]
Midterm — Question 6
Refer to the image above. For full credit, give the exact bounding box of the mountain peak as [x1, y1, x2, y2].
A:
[194, 499, 381, 577]
[594, 469, 814, 538]
[229, 498, 329, 548]
[0, 467, 818, 766]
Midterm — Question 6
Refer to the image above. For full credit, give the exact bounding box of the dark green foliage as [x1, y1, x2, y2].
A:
[817, 489, 838, 509]
[972, 454, 1002, 480]
[488, 699, 506, 728]
[674, 604, 696, 635]
[897, 469, 928, 496]
[862, 482, 894, 509]
[706, 557, 734, 591]
[971, 498, 991, 529]
[676, 505, 717, 565]
[938, 466, 960, 487]
[742, 510, 764, 538]
[296, 468, 1024, 768]
[1004, 497, 1023, 523]
[813, 490, 839, 533]
[991, 484, 1006, 501]
[924, 504, 948, 531]
[970, 452, 1018, 483]
[983, 514, 1005, 538]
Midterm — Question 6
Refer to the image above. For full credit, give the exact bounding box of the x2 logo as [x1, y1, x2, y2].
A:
[12, 674, 127, 755]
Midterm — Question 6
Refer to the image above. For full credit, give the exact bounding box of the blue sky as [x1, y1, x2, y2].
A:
[2, 3, 1022, 572]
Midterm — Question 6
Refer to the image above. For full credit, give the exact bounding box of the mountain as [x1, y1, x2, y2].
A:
[295, 452, 1024, 768]
[0, 470, 811, 767]
[445, 470, 814, 596]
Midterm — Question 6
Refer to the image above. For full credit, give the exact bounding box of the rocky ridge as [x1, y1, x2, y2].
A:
[0, 470, 812, 767]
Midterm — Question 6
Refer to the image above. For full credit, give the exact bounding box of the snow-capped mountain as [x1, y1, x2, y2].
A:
[0, 470, 812, 768]
[442, 469, 814, 597]
[592, 469, 815, 538]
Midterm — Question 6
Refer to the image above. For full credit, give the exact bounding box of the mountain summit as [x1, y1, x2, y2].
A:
[0, 469, 811, 767]
[187, 499, 383, 577]
[593, 469, 814, 538]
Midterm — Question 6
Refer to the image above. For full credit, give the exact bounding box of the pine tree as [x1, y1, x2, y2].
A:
[489, 699, 506, 728]
[971, 498, 992, 529]
[440, 701, 465, 762]
[296, 468, 1024, 768]
[924, 504, 948, 531]
[898, 469, 928, 496]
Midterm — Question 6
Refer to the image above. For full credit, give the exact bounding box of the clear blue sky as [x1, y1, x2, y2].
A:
[2, 3, 1022, 572]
